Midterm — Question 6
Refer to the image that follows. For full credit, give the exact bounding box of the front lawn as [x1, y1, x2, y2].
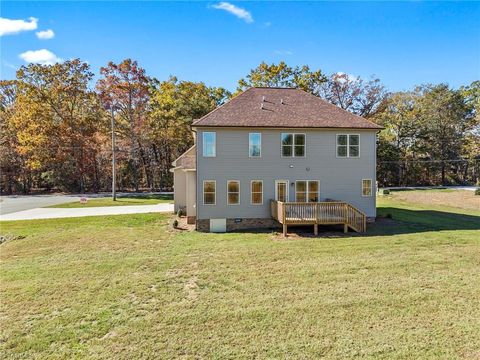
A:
[1, 193, 479, 358]
[46, 194, 173, 208]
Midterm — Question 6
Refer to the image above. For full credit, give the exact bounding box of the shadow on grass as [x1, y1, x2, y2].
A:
[239, 207, 480, 238]
[366, 207, 480, 236]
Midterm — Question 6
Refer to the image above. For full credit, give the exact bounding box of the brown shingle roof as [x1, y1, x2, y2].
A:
[192, 87, 383, 129]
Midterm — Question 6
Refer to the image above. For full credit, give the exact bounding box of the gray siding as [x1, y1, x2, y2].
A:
[196, 128, 378, 219]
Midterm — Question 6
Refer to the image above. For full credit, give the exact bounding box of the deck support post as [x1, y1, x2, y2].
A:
[283, 224, 287, 237]
[344, 224, 348, 233]
[314, 224, 318, 236]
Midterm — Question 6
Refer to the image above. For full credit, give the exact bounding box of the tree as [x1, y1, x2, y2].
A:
[148, 77, 229, 187]
[0, 80, 25, 193]
[96, 59, 150, 191]
[237, 61, 327, 94]
[13, 60, 105, 192]
[373, 91, 425, 185]
[318, 73, 388, 117]
[417, 84, 475, 184]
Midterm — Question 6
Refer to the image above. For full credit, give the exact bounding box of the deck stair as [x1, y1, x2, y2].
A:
[270, 200, 367, 236]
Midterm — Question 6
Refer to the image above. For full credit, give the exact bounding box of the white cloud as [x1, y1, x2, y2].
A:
[212, 2, 253, 23]
[36, 29, 55, 40]
[0, 17, 38, 36]
[19, 49, 63, 65]
[334, 72, 359, 83]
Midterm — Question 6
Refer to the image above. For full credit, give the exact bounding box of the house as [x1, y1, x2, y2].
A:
[172, 87, 383, 235]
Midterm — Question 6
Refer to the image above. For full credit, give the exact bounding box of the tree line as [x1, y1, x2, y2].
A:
[1, 60, 478, 194]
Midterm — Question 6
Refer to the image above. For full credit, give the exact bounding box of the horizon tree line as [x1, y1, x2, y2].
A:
[1, 60, 478, 194]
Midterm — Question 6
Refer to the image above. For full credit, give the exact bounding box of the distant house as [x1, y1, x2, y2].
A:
[171, 87, 383, 235]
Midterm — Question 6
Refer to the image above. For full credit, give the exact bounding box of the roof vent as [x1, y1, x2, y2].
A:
[280, 98, 284, 104]
[262, 96, 265, 102]
[260, 103, 264, 110]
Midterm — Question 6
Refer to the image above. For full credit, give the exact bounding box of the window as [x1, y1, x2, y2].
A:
[227, 180, 240, 205]
[251, 180, 263, 204]
[362, 179, 373, 197]
[203, 181, 216, 205]
[281, 133, 305, 157]
[295, 181, 319, 202]
[337, 134, 359, 158]
[249, 133, 261, 157]
[203, 132, 216, 157]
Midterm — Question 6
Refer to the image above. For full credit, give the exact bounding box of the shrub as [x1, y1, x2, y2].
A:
[381, 189, 390, 195]
[177, 209, 183, 217]
[173, 219, 179, 228]
[475, 188, 480, 196]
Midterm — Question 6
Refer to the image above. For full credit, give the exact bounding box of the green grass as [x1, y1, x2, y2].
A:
[46, 194, 173, 208]
[1, 195, 479, 359]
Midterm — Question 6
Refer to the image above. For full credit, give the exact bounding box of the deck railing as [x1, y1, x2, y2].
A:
[270, 200, 367, 235]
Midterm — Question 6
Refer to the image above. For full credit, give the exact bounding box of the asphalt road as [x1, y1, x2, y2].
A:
[0, 192, 171, 215]
[0, 195, 83, 215]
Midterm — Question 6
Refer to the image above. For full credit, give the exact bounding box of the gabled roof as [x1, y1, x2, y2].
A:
[191, 87, 383, 129]
[171, 145, 196, 170]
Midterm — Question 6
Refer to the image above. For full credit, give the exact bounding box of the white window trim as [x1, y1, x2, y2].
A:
[362, 179, 373, 197]
[336, 134, 360, 158]
[295, 180, 320, 203]
[203, 132, 216, 158]
[275, 180, 289, 202]
[249, 133, 262, 158]
[281, 133, 306, 158]
[227, 180, 240, 205]
[203, 180, 216, 205]
[250, 180, 263, 205]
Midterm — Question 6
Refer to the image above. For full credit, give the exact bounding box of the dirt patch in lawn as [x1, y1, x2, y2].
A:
[391, 190, 479, 211]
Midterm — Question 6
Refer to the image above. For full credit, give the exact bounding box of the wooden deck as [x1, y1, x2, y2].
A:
[270, 200, 367, 236]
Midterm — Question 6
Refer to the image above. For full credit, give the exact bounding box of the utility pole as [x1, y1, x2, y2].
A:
[110, 106, 117, 201]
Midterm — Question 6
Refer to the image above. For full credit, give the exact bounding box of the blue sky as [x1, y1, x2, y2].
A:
[1, 1, 479, 92]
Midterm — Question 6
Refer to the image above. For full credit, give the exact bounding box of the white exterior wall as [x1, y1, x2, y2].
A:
[185, 171, 196, 218]
[173, 169, 186, 213]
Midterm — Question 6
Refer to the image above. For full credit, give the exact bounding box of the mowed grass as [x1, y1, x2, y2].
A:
[46, 194, 173, 208]
[1, 192, 479, 359]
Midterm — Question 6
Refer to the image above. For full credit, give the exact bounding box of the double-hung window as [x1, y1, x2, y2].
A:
[281, 133, 305, 157]
[295, 181, 319, 202]
[203, 181, 216, 205]
[203, 132, 216, 157]
[227, 180, 240, 205]
[249, 133, 261, 157]
[337, 134, 359, 158]
[251, 180, 263, 205]
[362, 179, 373, 197]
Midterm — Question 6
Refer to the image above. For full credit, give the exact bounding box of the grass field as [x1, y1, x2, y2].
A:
[1, 190, 479, 359]
[46, 194, 173, 208]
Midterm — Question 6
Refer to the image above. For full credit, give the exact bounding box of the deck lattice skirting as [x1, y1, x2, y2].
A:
[270, 200, 367, 236]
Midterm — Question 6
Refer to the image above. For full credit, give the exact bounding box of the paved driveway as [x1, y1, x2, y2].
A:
[0, 203, 174, 221]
